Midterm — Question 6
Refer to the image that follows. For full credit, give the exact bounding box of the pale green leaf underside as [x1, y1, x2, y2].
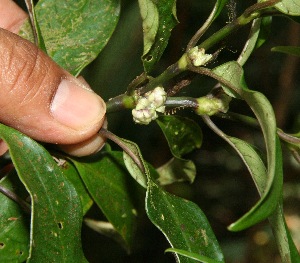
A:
[275, 0, 300, 16]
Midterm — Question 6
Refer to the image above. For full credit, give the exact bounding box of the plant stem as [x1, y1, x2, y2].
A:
[199, 1, 279, 51]
[107, 1, 278, 113]
[99, 128, 145, 173]
[0, 185, 31, 214]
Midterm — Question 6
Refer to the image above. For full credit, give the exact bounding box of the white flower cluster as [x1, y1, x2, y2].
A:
[132, 86, 167, 125]
[188, 47, 212, 67]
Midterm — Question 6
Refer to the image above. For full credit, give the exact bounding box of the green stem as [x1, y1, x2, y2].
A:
[199, 1, 279, 51]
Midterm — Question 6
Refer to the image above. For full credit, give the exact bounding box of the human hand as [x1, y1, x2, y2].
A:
[0, 0, 106, 157]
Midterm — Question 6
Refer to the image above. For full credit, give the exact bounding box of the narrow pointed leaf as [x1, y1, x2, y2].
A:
[212, 61, 283, 231]
[237, 18, 262, 66]
[0, 174, 30, 262]
[271, 46, 300, 57]
[138, 0, 178, 72]
[20, 0, 121, 76]
[0, 124, 87, 263]
[225, 137, 300, 261]
[146, 176, 224, 263]
[69, 152, 138, 250]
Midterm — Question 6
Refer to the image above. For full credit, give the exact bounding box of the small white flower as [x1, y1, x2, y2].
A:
[132, 86, 167, 125]
[188, 47, 212, 67]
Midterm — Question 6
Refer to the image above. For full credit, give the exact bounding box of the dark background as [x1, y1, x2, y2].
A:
[14, 1, 300, 262]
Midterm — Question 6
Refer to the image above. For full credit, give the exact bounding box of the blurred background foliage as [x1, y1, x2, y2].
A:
[13, 0, 300, 262]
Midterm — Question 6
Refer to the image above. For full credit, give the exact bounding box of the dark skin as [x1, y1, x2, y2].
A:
[0, 0, 106, 156]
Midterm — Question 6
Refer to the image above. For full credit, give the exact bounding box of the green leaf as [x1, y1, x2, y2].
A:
[121, 138, 149, 189]
[58, 159, 93, 215]
[269, 204, 300, 263]
[0, 173, 30, 263]
[212, 61, 283, 231]
[157, 157, 196, 185]
[146, 175, 224, 263]
[156, 115, 202, 158]
[275, 0, 300, 16]
[212, 0, 229, 21]
[237, 18, 263, 66]
[0, 124, 87, 263]
[33, 0, 120, 76]
[165, 248, 223, 263]
[271, 46, 300, 57]
[255, 16, 272, 49]
[138, 0, 178, 72]
[156, 116, 201, 185]
[69, 151, 138, 250]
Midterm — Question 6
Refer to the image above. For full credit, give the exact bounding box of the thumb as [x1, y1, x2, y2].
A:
[0, 29, 106, 152]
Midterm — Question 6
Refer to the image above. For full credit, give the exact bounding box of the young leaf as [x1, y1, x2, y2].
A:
[165, 248, 223, 263]
[138, 0, 178, 72]
[271, 46, 300, 57]
[0, 174, 30, 263]
[0, 124, 87, 263]
[33, 0, 121, 76]
[146, 176, 225, 263]
[275, 0, 300, 16]
[69, 151, 138, 250]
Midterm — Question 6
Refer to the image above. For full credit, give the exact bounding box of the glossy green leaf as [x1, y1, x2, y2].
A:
[212, 61, 283, 231]
[165, 248, 223, 263]
[57, 159, 93, 215]
[146, 176, 224, 263]
[24, 0, 120, 76]
[138, 0, 178, 72]
[157, 157, 196, 185]
[275, 0, 300, 16]
[0, 124, 87, 263]
[156, 115, 202, 158]
[271, 46, 300, 57]
[69, 151, 138, 250]
[0, 173, 30, 262]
